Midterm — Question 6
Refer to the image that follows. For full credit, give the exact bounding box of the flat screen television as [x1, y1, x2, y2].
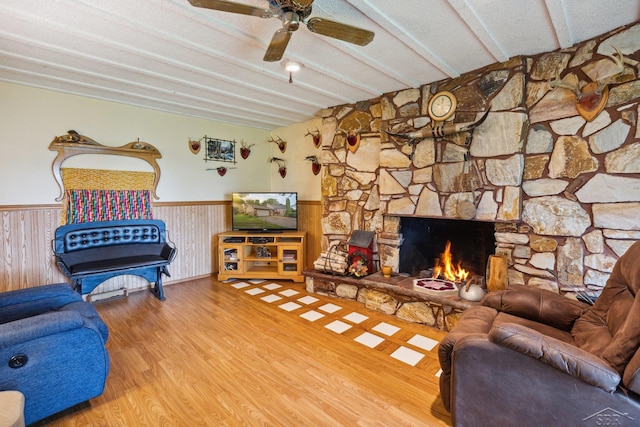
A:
[232, 192, 298, 232]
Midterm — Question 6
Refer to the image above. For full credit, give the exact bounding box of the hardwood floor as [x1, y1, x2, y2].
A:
[45, 277, 453, 426]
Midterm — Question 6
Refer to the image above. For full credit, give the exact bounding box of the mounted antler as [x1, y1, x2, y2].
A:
[337, 118, 364, 137]
[384, 110, 490, 141]
[239, 140, 255, 159]
[267, 136, 287, 153]
[305, 128, 321, 148]
[338, 118, 364, 153]
[549, 46, 627, 121]
[383, 110, 490, 160]
[240, 140, 255, 150]
[548, 73, 581, 98]
[595, 47, 626, 89]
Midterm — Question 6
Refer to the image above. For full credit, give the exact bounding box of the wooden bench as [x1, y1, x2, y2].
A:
[54, 219, 176, 300]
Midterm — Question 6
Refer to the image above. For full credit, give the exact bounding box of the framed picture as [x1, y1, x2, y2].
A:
[204, 137, 236, 163]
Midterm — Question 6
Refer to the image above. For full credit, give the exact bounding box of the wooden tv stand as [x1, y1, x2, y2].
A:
[217, 231, 306, 282]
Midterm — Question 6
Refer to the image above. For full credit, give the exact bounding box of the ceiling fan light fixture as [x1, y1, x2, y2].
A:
[285, 61, 301, 73]
[284, 60, 302, 84]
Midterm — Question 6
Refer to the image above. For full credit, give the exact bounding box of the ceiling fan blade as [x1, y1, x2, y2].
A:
[291, 0, 315, 9]
[263, 29, 292, 62]
[188, 0, 273, 18]
[306, 17, 374, 46]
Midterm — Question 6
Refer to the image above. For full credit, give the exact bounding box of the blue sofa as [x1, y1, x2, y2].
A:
[0, 283, 110, 425]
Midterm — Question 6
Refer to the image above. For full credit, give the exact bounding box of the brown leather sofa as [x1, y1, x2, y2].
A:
[438, 240, 640, 426]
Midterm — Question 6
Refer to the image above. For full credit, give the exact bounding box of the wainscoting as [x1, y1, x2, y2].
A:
[0, 200, 323, 294]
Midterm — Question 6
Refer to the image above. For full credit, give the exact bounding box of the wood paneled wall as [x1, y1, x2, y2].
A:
[297, 200, 323, 268]
[0, 206, 64, 291]
[0, 201, 323, 294]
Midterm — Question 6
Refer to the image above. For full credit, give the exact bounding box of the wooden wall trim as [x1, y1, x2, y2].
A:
[1, 200, 321, 210]
[0, 204, 60, 210]
[154, 200, 229, 207]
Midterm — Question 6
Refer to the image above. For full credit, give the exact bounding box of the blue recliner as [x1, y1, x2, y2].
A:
[0, 283, 110, 425]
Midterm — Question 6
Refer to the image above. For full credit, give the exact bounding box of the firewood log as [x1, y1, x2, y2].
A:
[313, 260, 347, 272]
[318, 251, 347, 262]
[486, 255, 508, 292]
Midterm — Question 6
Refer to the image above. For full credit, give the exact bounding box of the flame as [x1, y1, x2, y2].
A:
[432, 241, 470, 283]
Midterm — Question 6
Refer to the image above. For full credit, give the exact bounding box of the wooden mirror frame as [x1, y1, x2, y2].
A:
[49, 132, 162, 202]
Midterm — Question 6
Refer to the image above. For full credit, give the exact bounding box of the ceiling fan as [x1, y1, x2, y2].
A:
[188, 0, 375, 62]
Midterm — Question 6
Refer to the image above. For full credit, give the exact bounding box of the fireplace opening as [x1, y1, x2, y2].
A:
[398, 217, 496, 278]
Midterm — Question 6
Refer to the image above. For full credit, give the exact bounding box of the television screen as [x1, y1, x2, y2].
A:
[232, 192, 298, 232]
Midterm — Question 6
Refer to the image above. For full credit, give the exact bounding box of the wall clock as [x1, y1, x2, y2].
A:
[428, 91, 457, 122]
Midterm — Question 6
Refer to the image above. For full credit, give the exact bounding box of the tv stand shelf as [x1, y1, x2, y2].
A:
[218, 231, 306, 282]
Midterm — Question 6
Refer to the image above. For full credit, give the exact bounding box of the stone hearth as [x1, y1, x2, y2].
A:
[304, 270, 477, 330]
[317, 21, 640, 301]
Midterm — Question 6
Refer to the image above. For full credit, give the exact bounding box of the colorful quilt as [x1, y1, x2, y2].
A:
[65, 189, 154, 224]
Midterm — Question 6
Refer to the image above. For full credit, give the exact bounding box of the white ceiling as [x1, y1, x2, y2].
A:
[2, 0, 639, 130]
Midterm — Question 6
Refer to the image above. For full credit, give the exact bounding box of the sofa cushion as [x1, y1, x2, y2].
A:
[0, 310, 87, 347]
[58, 301, 109, 341]
[495, 312, 574, 344]
[483, 284, 588, 331]
[60, 243, 169, 271]
[571, 309, 613, 355]
[0, 284, 81, 325]
[490, 322, 621, 392]
[602, 294, 640, 374]
[599, 241, 640, 374]
[70, 255, 169, 276]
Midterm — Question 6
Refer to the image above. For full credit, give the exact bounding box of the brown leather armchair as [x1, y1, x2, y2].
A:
[438, 241, 640, 426]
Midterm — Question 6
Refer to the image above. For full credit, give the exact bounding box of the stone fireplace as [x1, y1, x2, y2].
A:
[317, 21, 640, 302]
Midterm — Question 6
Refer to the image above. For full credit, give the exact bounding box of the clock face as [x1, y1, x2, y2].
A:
[428, 91, 457, 121]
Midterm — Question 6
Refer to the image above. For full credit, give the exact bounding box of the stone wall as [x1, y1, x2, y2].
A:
[319, 21, 640, 298]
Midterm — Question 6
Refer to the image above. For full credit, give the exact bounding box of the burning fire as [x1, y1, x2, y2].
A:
[432, 241, 470, 283]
